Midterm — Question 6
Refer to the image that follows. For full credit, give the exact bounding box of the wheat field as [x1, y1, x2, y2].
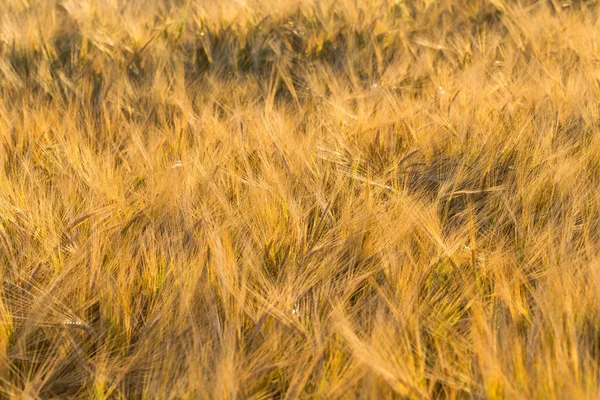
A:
[1, 0, 600, 398]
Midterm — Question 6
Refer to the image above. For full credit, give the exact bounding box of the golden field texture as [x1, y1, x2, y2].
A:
[1, 0, 600, 398]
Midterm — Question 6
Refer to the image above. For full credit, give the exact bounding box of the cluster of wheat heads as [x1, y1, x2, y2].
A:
[1, 0, 600, 398]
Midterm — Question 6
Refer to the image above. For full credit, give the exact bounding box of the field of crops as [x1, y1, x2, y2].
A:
[1, 0, 600, 398]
